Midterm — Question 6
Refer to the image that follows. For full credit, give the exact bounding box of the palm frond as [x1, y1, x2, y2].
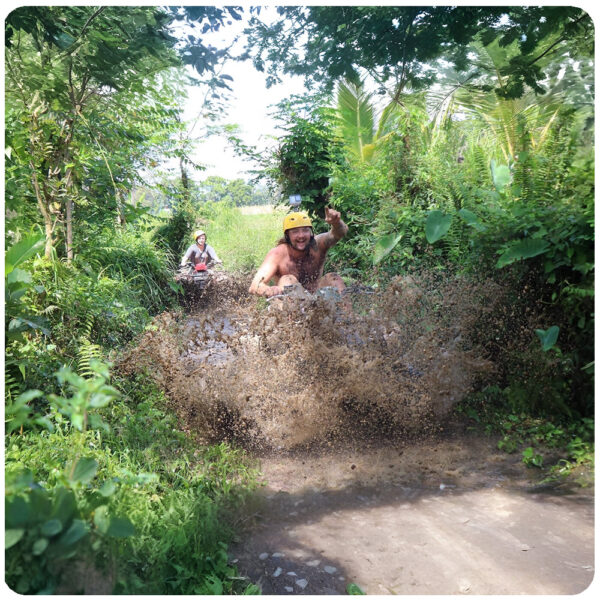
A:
[336, 78, 375, 160]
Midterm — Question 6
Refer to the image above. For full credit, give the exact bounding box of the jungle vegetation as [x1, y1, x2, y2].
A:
[4, 6, 594, 594]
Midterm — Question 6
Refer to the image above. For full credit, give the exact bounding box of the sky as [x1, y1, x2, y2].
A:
[179, 8, 307, 183]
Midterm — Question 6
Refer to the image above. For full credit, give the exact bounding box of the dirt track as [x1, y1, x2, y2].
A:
[122, 279, 595, 595]
[229, 425, 594, 595]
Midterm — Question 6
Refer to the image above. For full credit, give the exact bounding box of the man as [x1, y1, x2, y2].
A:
[180, 230, 222, 268]
[249, 207, 348, 298]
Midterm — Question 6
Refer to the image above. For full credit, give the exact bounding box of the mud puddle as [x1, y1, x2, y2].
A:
[119, 273, 595, 594]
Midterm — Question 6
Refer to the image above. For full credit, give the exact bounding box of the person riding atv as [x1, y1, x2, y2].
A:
[249, 207, 348, 298]
[180, 230, 222, 269]
[176, 230, 223, 308]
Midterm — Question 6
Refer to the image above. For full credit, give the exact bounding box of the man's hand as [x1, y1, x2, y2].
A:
[323, 206, 348, 243]
[266, 285, 283, 297]
[325, 206, 341, 225]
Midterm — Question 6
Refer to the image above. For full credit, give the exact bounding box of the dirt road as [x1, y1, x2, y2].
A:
[229, 426, 594, 595]
[125, 280, 595, 595]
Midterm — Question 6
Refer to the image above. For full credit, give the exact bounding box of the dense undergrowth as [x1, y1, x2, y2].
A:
[5, 215, 268, 594]
[5, 6, 593, 594]
[6, 367, 261, 594]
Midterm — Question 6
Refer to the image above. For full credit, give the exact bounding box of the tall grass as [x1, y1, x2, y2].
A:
[206, 203, 285, 273]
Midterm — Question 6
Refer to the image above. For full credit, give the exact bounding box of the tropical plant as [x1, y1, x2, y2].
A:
[335, 77, 401, 162]
[5, 233, 49, 341]
[264, 93, 346, 219]
[5, 6, 182, 259]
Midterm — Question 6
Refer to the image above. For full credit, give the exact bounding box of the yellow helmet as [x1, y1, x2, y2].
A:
[193, 229, 206, 240]
[283, 212, 312, 233]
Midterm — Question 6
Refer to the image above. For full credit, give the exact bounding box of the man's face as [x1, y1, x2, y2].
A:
[196, 235, 206, 245]
[288, 226, 312, 251]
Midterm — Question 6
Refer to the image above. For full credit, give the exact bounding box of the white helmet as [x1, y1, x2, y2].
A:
[193, 229, 206, 241]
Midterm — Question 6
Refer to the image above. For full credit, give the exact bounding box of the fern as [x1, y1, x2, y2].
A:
[75, 314, 103, 378]
[77, 337, 104, 379]
[80, 313, 95, 340]
[4, 366, 22, 401]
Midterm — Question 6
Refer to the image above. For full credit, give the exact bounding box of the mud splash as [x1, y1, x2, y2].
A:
[119, 272, 500, 450]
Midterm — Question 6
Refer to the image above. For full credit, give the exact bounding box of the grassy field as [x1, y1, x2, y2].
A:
[238, 204, 278, 215]
[207, 204, 285, 273]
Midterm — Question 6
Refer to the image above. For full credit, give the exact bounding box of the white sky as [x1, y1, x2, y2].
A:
[179, 7, 307, 182]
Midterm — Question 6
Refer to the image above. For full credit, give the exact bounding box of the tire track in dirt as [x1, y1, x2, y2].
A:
[228, 432, 594, 595]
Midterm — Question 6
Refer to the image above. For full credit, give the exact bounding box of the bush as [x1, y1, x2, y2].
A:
[5, 366, 261, 594]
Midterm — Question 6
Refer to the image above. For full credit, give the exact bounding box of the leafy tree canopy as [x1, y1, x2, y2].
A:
[244, 6, 593, 99]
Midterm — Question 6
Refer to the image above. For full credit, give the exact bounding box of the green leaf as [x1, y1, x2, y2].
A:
[199, 574, 223, 595]
[373, 233, 402, 265]
[5, 469, 35, 495]
[106, 516, 135, 538]
[490, 160, 511, 192]
[496, 238, 550, 268]
[425, 210, 452, 243]
[7, 267, 33, 287]
[51, 488, 77, 525]
[98, 479, 117, 497]
[41, 519, 63, 537]
[457, 208, 487, 232]
[5, 234, 44, 274]
[89, 396, 111, 409]
[69, 457, 98, 484]
[33, 537, 50, 555]
[93, 505, 110, 534]
[57, 519, 88, 548]
[5, 495, 31, 528]
[70, 413, 84, 431]
[347, 582, 366, 595]
[5, 529, 25, 549]
[535, 326, 559, 351]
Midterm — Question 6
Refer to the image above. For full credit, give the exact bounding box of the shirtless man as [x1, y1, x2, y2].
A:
[249, 207, 348, 298]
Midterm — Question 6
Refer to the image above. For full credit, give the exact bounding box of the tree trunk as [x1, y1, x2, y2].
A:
[180, 157, 190, 202]
[29, 162, 55, 259]
[65, 198, 74, 263]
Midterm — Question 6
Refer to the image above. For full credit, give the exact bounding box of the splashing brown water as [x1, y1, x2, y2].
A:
[118, 272, 501, 451]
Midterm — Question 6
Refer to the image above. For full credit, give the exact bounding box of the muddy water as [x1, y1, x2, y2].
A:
[121, 272, 499, 450]
[119, 273, 594, 594]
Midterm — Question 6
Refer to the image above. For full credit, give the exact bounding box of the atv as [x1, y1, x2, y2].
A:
[174, 262, 214, 309]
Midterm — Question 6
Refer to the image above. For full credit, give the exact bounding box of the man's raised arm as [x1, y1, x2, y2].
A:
[317, 206, 348, 250]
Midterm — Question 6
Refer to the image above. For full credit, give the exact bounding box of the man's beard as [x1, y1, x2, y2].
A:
[288, 234, 315, 253]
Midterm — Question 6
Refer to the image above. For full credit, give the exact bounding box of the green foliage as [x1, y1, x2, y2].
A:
[49, 361, 119, 433]
[5, 5, 188, 260]
[153, 199, 200, 261]
[490, 160, 512, 193]
[425, 210, 453, 244]
[455, 388, 594, 481]
[265, 94, 346, 217]
[347, 582, 367, 594]
[4, 221, 178, 398]
[6, 367, 261, 594]
[496, 238, 550, 268]
[535, 326, 560, 352]
[5, 233, 49, 341]
[198, 176, 270, 206]
[336, 78, 376, 160]
[373, 233, 403, 266]
[5, 362, 135, 594]
[78, 224, 176, 313]
[246, 7, 592, 99]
